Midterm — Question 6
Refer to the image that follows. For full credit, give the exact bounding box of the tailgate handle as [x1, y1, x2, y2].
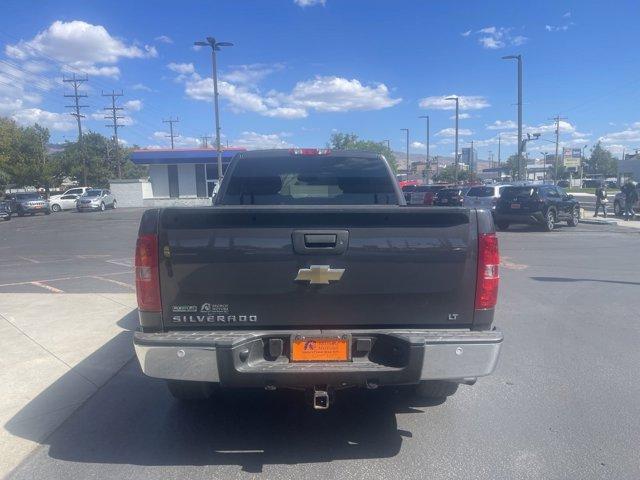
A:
[304, 234, 337, 248]
[292, 230, 349, 255]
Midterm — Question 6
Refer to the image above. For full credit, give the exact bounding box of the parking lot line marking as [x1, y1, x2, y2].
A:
[106, 259, 133, 267]
[18, 256, 40, 264]
[0, 270, 132, 288]
[31, 281, 65, 293]
[90, 276, 135, 290]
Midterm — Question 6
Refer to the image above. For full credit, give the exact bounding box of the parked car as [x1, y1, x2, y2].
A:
[133, 149, 503, 408]
[48, 187, 91, 212]
[77, 189, 117, 212]
[464, 185, 512, 212]
[433, 187, 469, 206]
[613, 184, 640, 217]
[4, 192, 51, 216]
[403, 184, 448, 205]
[556, 180, 570, 188]
[495, 185, 580, 231]
[0, 201, 11, 221]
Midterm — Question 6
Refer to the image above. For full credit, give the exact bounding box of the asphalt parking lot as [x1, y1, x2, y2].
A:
[2, 209, 640, 479]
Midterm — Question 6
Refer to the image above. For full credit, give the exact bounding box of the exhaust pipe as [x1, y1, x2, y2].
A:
[313, 388, 330, 410]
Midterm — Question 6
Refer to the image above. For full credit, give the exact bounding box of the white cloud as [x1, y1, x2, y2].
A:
[284, 76, 401, 112]
[221, 63, 284, 85]
[124, 99, 143, 111]
[181, 70, 400, 119]
[167, 62, 195, 75]
[436, 128, 473, 137]
[545, 22, 574, 32]
[486, 120, 517, 130]
[150, 131, 200, 148]
[232, 131, 295, 150]
[12, 108, 75, 131]
[419, 95, 490, 111]
[294, 0, 326, 6]
[155, 35, 173, 44]
[6, 20, 157, 69]
[461, 30, 471, 37]
[451, 113, 472, 120]
[465, 26, 527, 49]
[411, 141, 426, 150]
[598, 123, 640, 144]
[563, 11, 571, 18]
[131, 83, 152, 92]
[66, 64, 120, 78]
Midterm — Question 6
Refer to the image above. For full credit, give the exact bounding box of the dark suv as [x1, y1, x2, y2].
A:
[5, 192, 51, 216]
[494, 185, 580, 231]
[434, 187, 468, 207]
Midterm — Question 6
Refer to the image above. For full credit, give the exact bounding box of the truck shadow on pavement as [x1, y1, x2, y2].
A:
[6, 312, 439, 474]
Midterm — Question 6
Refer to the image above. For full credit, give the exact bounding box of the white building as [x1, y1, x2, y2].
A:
[110, 148, 244, 207]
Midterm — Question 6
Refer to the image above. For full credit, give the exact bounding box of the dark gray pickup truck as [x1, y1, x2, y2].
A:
[133, 149, 502, 409]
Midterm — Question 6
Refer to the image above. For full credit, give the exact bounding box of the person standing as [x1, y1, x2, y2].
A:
[622, 181, 638, 221]
[594, 183, 608, 218]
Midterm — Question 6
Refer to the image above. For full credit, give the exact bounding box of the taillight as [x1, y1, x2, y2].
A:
[289, 148, 331, 155]
[135, 233, 161, 312]
[475, 233, 499, 310]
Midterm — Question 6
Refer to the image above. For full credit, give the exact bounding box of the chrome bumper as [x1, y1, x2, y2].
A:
[134, 328, 503, 385]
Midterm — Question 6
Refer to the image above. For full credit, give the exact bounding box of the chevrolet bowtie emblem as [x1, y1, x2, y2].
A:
[295, 265, 345, 285]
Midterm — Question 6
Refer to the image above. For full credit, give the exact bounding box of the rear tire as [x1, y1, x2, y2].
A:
[51, 204, 61, 212]
[112, 200, 117, 209]
[542, 209, 555, 232]
[3, 216, 10, 221]
[415, 380, 459, 400]
[100, 202, 105, 211]
[567, 207, 579, 227]
[166, 380, 215, 401]
[495, 220, 510, 231]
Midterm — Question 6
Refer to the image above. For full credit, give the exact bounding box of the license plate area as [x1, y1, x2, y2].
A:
[511, 203, 521, 209]
[291, 336, 351, 362]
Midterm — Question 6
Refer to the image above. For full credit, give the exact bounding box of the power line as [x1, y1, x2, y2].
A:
[162, 117, 180, 149]
[200, 135, 212, 148]
[63, 73, 89, 185]
[103, 90, 125, 178]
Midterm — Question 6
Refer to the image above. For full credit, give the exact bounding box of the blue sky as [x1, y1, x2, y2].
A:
[1, 0, 639, 160]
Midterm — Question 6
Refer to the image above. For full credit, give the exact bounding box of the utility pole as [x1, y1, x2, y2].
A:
[103, 90, 125, 178]
[163, 117, 180, 149]
[195, 37, 233, 181]
[419, 115, 430, 182]
[63, 74, 89, 185]
[445, 96, 460, 183]
[498, 134, 501, 166]
[470, 140, 475, 173]
[551, 115, 567, 185]
[400, 128, 410, 177]
[201, 135, 211, 148]
[502, 54, 523, 180]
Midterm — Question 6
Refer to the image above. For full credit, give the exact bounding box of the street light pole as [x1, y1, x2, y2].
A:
[445, 96, 460, 183]
[195, 37, 233, 181]
[502, 54, 522, 180]
[400, 128, 410, 178]
[419, 115, 430, 183]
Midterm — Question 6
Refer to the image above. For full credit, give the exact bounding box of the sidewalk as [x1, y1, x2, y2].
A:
[0, 292, 137, 478]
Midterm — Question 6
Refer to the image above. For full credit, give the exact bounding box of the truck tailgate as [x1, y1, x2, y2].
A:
[158, 206, 478, 329]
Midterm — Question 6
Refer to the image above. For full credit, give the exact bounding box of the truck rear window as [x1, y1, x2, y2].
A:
[219, 156, 398, 205]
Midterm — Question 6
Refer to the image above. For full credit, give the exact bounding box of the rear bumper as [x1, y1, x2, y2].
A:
[494, 212, 544, 224]
[134, 328, 503, 388]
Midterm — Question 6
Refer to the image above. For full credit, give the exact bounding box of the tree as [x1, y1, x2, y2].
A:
[56, 132, 147, 187]
[585, 142, 617, 176]
[432, 165, 477, 183]
[328, 132, 398, 171]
